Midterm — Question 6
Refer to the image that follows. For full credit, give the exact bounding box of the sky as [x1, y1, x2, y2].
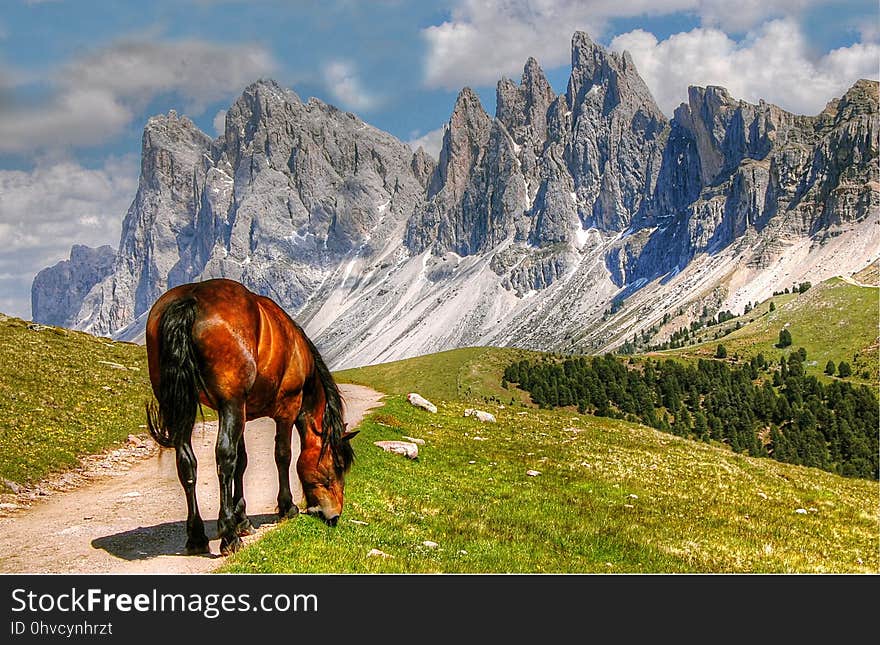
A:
[0, 0, 878, 319]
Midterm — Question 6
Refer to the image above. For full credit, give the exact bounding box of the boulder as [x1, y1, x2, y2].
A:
[407, 392, 437, 413]
[374, 441, 419, 460]
[464, 408, 496, 423]
[367, 548, 393, 558]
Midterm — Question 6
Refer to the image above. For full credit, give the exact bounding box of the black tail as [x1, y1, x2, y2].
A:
[300, 329, 354, 472]
[146, 298, 203, 449]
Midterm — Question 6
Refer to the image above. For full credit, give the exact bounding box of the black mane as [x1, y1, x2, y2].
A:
[299, 328, 354, 472]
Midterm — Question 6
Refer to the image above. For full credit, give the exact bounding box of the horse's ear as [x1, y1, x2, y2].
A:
[341, 430, 359, 442]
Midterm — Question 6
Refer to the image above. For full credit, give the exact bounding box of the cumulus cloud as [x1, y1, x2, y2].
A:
[407, 125, 447, 159]
[0, 156, 138, 318]
[610, 19, 880, 115]
[322, 60, 380, 111]
[0, 38, 275, 154]
[213, 109, 227, 136]
[421, 0, 702, 89]
[420, 1, 866, 90]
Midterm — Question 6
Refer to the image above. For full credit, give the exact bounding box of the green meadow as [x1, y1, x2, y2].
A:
[1, 300, 876, 573]
[652, 278, 879, 384]
[224, 354, 879, 573]
[0, 315, 153, 489]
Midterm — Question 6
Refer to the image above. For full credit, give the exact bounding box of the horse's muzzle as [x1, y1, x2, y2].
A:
[306, 506, 340, 527]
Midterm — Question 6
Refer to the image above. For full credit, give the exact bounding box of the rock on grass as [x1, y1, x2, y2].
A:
[374, 441, 419, 459]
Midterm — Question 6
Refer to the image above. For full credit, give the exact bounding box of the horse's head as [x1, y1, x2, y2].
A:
[295, 330, 357, 526]
[298, 424, 357, 527]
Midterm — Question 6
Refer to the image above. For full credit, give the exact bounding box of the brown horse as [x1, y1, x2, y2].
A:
[145, 278, 356, 555]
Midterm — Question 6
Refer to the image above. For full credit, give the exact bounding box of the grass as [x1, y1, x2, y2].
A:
[0, 315, 154, 490]
[2, 299, 876, 573]
[222, 394, 879, 573]
[335, 346, 542, 406]
[649, 278, 879, 383]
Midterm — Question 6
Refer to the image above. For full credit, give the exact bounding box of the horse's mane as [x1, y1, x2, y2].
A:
[296, 324, 354, 473]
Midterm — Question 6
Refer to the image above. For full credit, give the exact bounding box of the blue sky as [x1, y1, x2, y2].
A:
[1, 0, 878, 318]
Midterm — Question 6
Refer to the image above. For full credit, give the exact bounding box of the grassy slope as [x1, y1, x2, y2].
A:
[335, 346, 543, 406]
[0, 315, 153, 490]
[648, 278, 879, 383]
[223, 348, 879, 573]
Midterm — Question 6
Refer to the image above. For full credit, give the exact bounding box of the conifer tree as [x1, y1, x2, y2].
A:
[777, 328, 792, 348]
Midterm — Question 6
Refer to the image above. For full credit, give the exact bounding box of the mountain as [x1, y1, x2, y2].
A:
[32, 32, 879, 369]
[31, 244, 116, 328]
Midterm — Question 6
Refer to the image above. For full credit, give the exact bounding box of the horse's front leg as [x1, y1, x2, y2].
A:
[216, 400, 246, 555]
[274, 418, 298, 519]
[232, 434, 255, 537]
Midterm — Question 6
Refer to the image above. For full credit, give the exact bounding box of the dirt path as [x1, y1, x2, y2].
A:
[0, 384, 383, 574]
[838, 274, 877, 288]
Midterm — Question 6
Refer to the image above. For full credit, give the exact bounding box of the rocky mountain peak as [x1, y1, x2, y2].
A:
[831, 78, 879, 122]
[142, 110, 212, 161]
[428, 87, 492, 200]
[139, 109, 212, 201]
[32, 32, 879, 371]
[567, 30, 663, 124]
[496, 56, 555, 146]
[31, 244, 116, 328]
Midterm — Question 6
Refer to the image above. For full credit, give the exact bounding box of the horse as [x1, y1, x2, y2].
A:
[144, 278, 357, 555]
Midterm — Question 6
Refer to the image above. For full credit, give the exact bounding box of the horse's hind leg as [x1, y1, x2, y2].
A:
[232, 434, 255, 536]
[175, 437, 209, 555]
[216, 399, 246, 555]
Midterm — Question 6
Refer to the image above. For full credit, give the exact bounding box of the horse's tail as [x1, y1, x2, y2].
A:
[146, 297, 203, 449]
[300, 330, 354, 472]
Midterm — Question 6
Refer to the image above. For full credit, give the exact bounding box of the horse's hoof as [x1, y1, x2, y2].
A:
[220, 536, 242, 556]
[185, 540, 210, 556]
[236, 519, 256, 537]
[279, 505, 299, 520]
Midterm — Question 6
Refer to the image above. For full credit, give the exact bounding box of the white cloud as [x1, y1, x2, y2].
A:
[0, 156, 138, 318]
[0, 38, 276, 154]
[421, 0, 697, 89]
[61, 39, 276, 113]
[610, 19, 880, 115]
[407, 125, 447, 159]
[420, 1, 864, 90]
[0, 89, 133, 154]
[696, 0, 818, 32]
[323, 60, 380, 111]
[213, 109, 227, 136]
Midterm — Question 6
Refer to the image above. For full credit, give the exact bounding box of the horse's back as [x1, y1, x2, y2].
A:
[148, 280, 265, 403]
[146, 279, 314, 417]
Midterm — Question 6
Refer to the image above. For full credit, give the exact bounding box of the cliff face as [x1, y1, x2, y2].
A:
[31, 244, 116, 328]
[32, 33, 879, 367]
[48, 81, 426, 338]
[609, 78, 879, 287]
[406, 33, 668, 294]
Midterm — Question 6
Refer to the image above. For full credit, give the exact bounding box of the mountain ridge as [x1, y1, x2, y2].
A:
[32, 32, 879, 368]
